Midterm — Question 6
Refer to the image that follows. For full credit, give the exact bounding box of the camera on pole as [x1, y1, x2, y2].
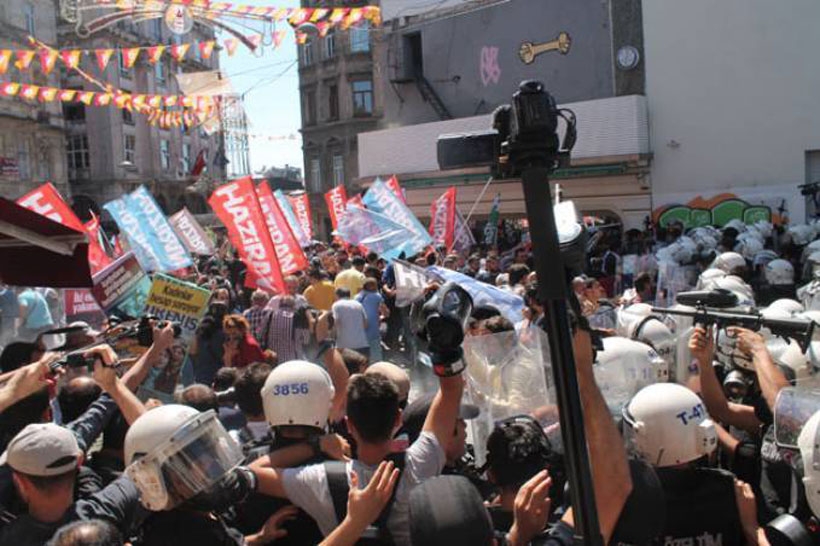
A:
[436, 80, 603, 546]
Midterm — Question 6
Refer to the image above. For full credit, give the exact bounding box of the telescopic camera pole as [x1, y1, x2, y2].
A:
[510, 82, 602, 546]
[521, 166, 603, 546]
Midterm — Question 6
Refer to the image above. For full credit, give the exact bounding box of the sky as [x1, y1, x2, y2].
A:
[220, 0, 304, 175]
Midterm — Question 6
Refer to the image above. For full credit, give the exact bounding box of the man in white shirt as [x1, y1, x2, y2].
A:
[330, 288, 370, 359]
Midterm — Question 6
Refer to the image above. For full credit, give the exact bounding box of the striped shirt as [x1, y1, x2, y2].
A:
[261, 307, 311, 363]
[243, 306, 269, 344]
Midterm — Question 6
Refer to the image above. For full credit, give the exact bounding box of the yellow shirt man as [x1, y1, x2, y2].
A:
[334, 268, 366, 298]
[304, 280, 336, 311]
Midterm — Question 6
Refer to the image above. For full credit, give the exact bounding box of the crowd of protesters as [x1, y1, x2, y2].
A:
[3, 215, 820, 546]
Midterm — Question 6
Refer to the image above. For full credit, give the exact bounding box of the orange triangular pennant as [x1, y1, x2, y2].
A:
[0, 50, 11, 74]
[95, 49, 114, 71]
[15, 50, 35, 70]
[61, 50, 82, 69]
[224, 38, 239, 56]
[39, 87, 58, 102]
[79, 91, 96, 105]
[147, 45, 165, 64]
[39, 49, 59, 74]
[170, 43, 190, 62]
[199, 41, 215, 60]
[122, 48, 140, 69]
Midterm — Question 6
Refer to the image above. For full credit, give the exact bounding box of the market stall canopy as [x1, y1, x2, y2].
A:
[0, 197, 92, 287]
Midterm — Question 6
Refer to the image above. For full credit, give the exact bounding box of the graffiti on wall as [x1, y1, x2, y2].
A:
[518, 32, 571, 64]
[480, 46, 502, 86]
[653, 193, 782, 229]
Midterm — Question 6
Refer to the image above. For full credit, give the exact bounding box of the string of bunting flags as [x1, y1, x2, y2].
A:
[0, 30, 293, 77]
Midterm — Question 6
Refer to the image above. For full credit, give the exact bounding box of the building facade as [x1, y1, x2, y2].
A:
[356, 0, 651, 229]
[642, 0, 820, 226]
[298, 0, 382, 238]
[0, 0, 68, 199]
[57, 14, 226, 221]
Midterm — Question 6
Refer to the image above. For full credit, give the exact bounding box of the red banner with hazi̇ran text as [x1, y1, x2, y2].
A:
[288, 192, 313, 241]
[256, 181, 309, 276]
[17, 182, 111, 274]
[429, 187, 456, 251]
[208, 177, 286, 294]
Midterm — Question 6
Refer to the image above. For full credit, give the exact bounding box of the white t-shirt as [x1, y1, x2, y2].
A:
[331, 299, 369, 350]
[282, 432, 445, 546]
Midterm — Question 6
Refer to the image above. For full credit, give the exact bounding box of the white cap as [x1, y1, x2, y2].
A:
[0, 423, 80, 476]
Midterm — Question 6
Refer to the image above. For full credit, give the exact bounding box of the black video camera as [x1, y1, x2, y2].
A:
[437, 80, 576, 178]
[136, 316, 182, 347]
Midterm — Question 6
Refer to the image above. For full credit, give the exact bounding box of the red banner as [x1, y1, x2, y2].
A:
[386, 175, 406, 204]
[17, 182, 111, 274]
[256, 181, 309, 276]
[288, 192, 313, 241]
[429, 187, 456, 251]
[208, 177, 286, 293]
[325, 185, 348, 231]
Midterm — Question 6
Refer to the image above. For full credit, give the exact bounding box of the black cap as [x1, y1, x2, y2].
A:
[402, 393, 479, 444]
[409, 475, 493, 546]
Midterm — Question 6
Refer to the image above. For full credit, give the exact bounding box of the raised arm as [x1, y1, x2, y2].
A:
[690, 326, 761, 434]
[422, 373, 465, 450]
[92, 358, 146, 425]
[561, 328, 632, 545]
[731, 327, 788, 413]
[323, 347, 350, 423]
[120, 323, 175, 391]
[0, 353, 57, 413]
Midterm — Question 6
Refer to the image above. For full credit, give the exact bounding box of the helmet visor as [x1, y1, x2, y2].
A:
[127, 411, 243, 510]
[774, 385, 820, 449]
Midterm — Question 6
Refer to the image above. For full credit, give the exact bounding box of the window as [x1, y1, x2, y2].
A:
[155, 62, 166, 86]
[324, 32, 336, 59]
[152, 18, 162, 41]
[310, 158, 321, 193]
[328, 84, 339, 120]
[182, 143, 191, 174]
[24, 2, 35, 36]
[66, 135, 89, 170]
[123, 134, 135, 164]
[301, 43, 313, 66]
[350, 22, 370, 53]
[352, 79, 373, 116]
[18, 144, 30, 180]
[160, 139, 170, 170]
[122, 108, 134, 125]
[332, 154, 344, 187]
[63, 102, 85, 122]
[118, 52, 130, 78]
[304, 89, 317, 125]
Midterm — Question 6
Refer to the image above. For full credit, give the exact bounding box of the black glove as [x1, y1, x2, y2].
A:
[185, 466, 258, 513]
[431, 346, 465, 378]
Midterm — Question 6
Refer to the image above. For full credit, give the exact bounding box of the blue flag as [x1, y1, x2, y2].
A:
[363, 178, 432, 257]
[103, 198, 162, 272]
[126, 187, 192, 271]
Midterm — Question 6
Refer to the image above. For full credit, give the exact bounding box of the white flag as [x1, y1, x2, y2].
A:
[394, 259, 431, 307]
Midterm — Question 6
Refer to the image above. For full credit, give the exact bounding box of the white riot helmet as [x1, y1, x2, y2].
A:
[261, 360, 335, 429]
[789, 224, 816, 246]
[807, 252, 820, 279]
[734, 235, 764, 262]
[754, 221, 774, 239]
[753, 250, 779, 269]
[724, 219, 747, 234]
[594, 337, 669, 414]
[712, 276, 755, 307]
[798, 410, 820, 517]
[765, 260, 795, 286]
[696, 268, 728, 290]
[711, 252, 747, 275]
[623, 383, 717, 467]
[631, 317, 678, 382]
[775, 341, 820, 384]
[767, 298, 803, 316]
[124, 405, 243, 511]
[616, 303, 654, 338]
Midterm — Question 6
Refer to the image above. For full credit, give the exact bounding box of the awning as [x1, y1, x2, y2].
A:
[0, 197, 93, 288]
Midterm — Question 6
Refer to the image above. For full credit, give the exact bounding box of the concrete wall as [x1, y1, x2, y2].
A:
[643, 0, 820, 223]
[379, 0, 617, 127]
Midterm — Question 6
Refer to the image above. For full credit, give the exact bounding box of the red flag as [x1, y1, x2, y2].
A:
[17, 183, 111, 273]
[190, 149, 206, 176]
[324, 185, 348, 232]
[256, 182, 308, 276]
[208, 177, 286, 293]
[288, 192, 313, 241]
[385, 175, 406, 203]
[429, 187, 457, 251]
[83, 212, 112, 273]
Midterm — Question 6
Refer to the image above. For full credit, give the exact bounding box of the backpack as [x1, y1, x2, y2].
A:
[324, 452, 406, 546]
